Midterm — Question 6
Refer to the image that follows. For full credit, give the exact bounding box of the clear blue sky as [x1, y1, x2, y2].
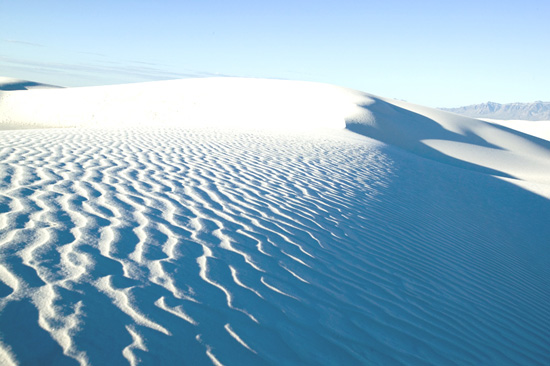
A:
[1, 0, 548, 107]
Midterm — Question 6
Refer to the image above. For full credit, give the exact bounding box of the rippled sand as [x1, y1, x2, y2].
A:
[1, 127, 548, 365]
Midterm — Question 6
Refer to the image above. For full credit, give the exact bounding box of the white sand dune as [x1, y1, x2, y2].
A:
[482, 118, 550, 142]
[0, 77, 63, 92]
[2, 78, 549, 188]
[0, 78, 549, 365]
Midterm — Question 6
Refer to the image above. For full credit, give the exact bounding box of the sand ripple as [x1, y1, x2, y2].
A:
[0, 128, 548, 365]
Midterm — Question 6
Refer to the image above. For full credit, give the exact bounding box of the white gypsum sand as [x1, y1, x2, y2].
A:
[0, 78, 549, 365]
[482, 118, 550, 142]
[0, 77, 63, 92]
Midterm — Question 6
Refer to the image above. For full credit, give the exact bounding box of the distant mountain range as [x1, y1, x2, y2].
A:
[440, 101, 550, 121]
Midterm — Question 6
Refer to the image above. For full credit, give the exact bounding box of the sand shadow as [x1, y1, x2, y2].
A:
[346, 97, 550, 179]
[0, 300, 79, 366]
[0, 81, 62, 91]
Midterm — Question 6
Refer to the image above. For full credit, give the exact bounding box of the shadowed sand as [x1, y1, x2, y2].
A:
[0, 78, 549, 365]
[0, 77, 62, 91]
[2, 78, 549, 193]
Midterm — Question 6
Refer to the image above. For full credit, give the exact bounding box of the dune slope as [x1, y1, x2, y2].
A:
[0, 77, 62, 91]
[0, 78, 549, 365]
[2, 78, 549, 188]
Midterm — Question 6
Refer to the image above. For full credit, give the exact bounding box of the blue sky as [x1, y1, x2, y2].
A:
[1, 0, 548, 107]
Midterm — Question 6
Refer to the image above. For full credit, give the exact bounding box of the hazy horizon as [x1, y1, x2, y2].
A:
[1, 0, 549, 108]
